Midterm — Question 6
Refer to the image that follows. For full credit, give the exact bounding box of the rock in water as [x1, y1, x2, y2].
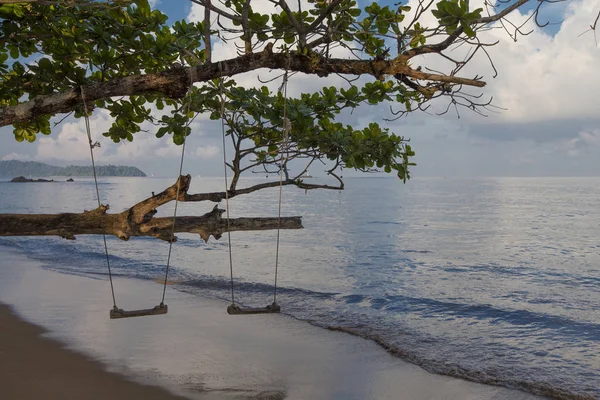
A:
[11, 176, 54, 182]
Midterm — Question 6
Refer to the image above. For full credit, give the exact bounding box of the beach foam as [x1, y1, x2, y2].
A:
[0, 246, 543, 400]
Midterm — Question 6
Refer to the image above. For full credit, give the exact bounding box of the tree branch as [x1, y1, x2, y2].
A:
[189, 0, 241, 23]
[184, 178, 342, 203]
[0, 176, 303, 242]
[404, 0, 531, 58]
[476, 0, 531, 24]
[0, 207, 302, 242]
[308, 0, 344, 32]
[127, 175, 191, 224]
[241, 0, 253, 54]
[1, 45, 486, 127]
[204, 0, 212, 62]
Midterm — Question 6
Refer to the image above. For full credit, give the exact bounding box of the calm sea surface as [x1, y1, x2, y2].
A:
[0, 176, 598, 399]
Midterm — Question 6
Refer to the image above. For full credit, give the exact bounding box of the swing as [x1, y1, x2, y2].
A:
[110, 304, 168, 319]
[218, 64, 291, 316]
[81, 82, 190, 320]
[227, 303, 281, 315]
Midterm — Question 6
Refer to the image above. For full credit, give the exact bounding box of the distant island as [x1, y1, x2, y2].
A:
[0, 160, 146, 178]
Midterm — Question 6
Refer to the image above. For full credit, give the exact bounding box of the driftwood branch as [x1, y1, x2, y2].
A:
[0, 176, 303, 242]
[0, 44, 486, 127]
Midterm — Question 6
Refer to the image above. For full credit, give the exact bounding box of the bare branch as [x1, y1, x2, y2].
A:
[476, 0, 531, 24]
[185, 178, 343, 203]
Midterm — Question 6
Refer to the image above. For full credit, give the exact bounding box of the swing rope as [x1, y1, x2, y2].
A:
[81, 73, 192, 311]
[273, 68, 290, 304]
[161, 68, 195, 304]
[161, 105, 189, 305]
[218, 65, 236, 305]
[220, 60, 290, 308]
[81, 88, 117, 310]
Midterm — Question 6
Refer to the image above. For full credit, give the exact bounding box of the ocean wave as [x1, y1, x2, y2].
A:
[1, 238, 598, 399]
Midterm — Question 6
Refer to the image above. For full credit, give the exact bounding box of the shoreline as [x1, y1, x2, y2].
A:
[0, 246, 544, 400]
[0, 303, 187, 400]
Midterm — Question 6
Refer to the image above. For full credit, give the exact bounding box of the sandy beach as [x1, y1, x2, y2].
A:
[0, 246, 543, 400]
[0, 304, 188, 400]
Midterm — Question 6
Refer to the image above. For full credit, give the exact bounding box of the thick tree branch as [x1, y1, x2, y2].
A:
[0, 176, 303, 242]
[0, 44, 485, 127]
[127, 175, 191, 224]
[0, 208, 302, 242]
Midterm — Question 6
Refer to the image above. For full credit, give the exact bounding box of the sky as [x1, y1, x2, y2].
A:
[1, 0, 599, 178]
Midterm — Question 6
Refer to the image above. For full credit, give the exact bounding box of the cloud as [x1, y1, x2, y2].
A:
[2, 152, 30, 161]
[420, 0, 600, 125]
[563, 129, 600, 157]
[1, 0, 599, 178]
[195, 144, 220, 159]
[30, 109, 192, 166]
[36, 117, 103, 162]
[154, 140, 183, 158]
[185, 0, 600, 178]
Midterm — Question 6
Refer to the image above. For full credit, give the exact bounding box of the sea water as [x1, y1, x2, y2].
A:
[0, 176, 598, 399]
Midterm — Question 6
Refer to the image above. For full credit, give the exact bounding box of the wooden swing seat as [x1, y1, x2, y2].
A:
[227, 302, 280, 315]
[110, 303, 168, 319]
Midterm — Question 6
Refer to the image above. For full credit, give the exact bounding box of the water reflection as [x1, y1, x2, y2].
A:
[0, 176, 599, 398]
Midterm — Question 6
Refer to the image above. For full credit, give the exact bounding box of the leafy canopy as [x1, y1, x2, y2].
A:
[0, 0, 562, 183]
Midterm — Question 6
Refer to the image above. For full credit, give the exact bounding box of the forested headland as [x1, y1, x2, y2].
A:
[0, 160, 146, 177]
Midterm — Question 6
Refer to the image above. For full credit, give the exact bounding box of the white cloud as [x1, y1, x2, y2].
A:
[188, 0, 600, 127]
[32, 109, 192, 165]
[579, 129, 600, 146]
[564, 129, 600, 157]
[36, 115, 107, 162]
[407, 0, 600, 124]
[155, 140, 184, 158]
[195, 144, 220, 159]
[2, 152, 30, 161]
[2, 0, 599, 178]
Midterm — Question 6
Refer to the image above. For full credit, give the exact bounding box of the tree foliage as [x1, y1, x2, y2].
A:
[0, 0, 584, 187]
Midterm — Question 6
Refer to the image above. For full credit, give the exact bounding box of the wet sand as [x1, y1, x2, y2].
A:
[0, 246, 544, 400]
[0, 304, 187, 400]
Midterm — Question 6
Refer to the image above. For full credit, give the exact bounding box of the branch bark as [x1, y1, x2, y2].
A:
[185, 178, 342, 203]
[0, 44, 486, 127]
[0, 176, 303, 242]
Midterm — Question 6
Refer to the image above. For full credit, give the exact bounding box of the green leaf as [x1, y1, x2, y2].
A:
[283, 33, 295, 44]
[135, 0, 151, 16]
[461, 21, 475, 38]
